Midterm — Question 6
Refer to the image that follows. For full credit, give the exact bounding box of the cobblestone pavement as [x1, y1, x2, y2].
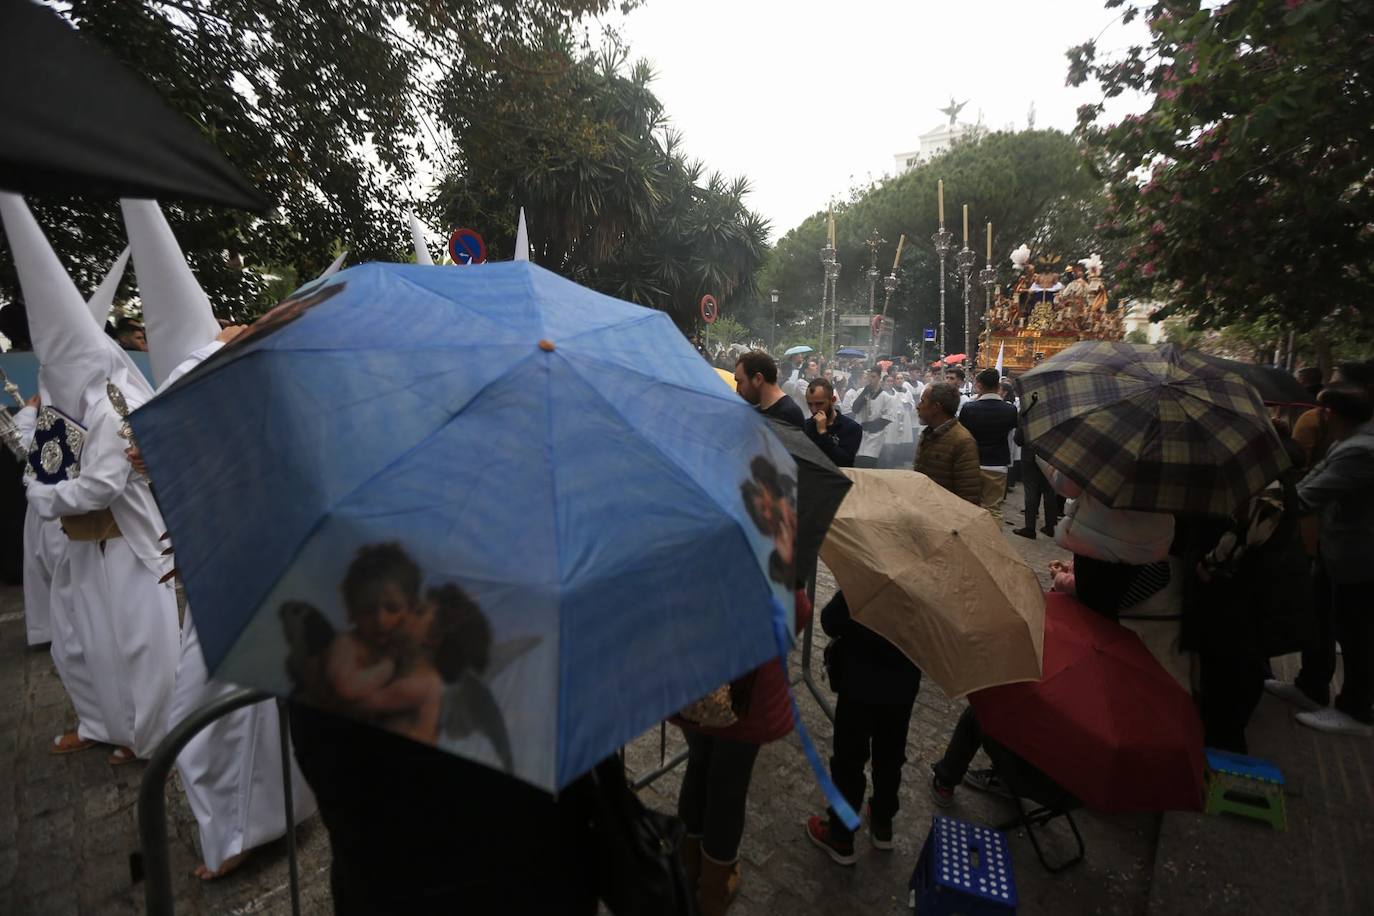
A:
[2, 483, 1368, 914]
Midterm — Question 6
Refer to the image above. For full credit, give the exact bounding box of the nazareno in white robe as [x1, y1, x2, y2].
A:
[25, 389, 180, 756]
[160, 341, 317, 871]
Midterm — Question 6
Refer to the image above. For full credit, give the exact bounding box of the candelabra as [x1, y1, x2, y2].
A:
[931, 226, 955, 358]
[819, 241, 835, 354]
[865, 229, 884, 350]
[979, 262, 997, 368]
[824, 255, 841, 356]
[878, 271, 898, 355]
[0, 367, 27, 460]
[956, 245, 976, 359]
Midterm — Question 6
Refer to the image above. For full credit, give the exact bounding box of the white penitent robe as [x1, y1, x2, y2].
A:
[160, 341, 317, 871]
[171, 613, 318, 870]
[26, 397, 180, 755]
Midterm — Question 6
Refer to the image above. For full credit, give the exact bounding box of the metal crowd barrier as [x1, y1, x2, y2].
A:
[136, 688, 302, 916]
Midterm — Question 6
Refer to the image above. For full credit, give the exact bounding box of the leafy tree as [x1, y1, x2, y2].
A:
[0, 0, 615, 319]
[1068, 0, 1374, 344]
[762, 130, 1111, 359]
[432, 42, 769, 331]
[707, 316, 750, 347]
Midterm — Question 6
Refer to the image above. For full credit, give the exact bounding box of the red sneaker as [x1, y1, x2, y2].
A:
[805, 815, 857, 866]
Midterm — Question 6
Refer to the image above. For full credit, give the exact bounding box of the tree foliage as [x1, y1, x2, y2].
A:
[762, 130, 1108, 357]
[0, 0, 615, 320]
[432, 42, 769, 331]
[1069, 0, 1374, 334]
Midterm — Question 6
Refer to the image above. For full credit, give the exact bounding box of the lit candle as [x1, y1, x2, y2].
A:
[963, 205, 969, 246]
[892, 233, 906, 270]
[986, 222, 992, 261]
[937, 180, 945, 225]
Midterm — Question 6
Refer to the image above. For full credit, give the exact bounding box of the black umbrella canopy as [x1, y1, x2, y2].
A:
[1196, 354, 1317, 407]
[0, 1, 269, 213]
[763, 416, 852, 585]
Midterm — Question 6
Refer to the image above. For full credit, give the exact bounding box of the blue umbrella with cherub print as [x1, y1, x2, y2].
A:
[129, 260, 857, 826]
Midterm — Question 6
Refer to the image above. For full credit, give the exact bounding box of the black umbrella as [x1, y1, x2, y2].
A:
[1197, 354, 1316, 407]
[0, 2, 269, 213]
[763, 416, 852, 585]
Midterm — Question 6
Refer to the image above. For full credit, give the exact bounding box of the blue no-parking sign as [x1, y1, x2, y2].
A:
[924, 327, 937, 342]
[447, 228, 487, 265]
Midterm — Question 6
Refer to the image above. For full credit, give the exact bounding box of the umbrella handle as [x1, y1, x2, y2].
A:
[1018, 392, 1039, 418]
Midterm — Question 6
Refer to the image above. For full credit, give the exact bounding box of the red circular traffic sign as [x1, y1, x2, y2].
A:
[700, 294, 719, 324]
[447, 228, 487, 265]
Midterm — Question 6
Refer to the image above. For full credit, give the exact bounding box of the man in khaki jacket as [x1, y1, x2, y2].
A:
[914, 382, 982, 505]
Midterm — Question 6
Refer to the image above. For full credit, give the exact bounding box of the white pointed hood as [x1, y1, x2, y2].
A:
[0, 193, 150, 419]
[514, 208, 529, 262]
[317, 249, 348, 281]
[86, 246, 131, 327]
[119, 199, 223, 386]
[409, 211, 434, 265]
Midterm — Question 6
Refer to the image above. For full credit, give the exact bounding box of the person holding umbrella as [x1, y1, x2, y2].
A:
[805, 590, 922, 864]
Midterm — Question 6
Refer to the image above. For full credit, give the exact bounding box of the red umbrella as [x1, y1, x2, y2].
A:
[968, 593, 1205, 814]
[942, 353, 968, 366]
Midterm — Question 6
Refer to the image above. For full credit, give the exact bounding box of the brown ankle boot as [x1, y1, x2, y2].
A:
[698, 852, 742, 916]
[681, 834, 703, 885]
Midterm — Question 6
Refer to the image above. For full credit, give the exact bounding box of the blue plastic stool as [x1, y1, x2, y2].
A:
[908, 815, 1017, 913]
[1204, 748, 1285, 831]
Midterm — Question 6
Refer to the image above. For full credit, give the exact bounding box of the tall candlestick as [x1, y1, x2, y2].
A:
[937, 180, 945, 225]
[892, 234, 906, 270]
[986, 222, 992, 261]
[962, 205, 969, 246]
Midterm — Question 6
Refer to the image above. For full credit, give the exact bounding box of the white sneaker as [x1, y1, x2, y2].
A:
[1295, 708, 1373, 737]
[1263, 679, 1324, 712]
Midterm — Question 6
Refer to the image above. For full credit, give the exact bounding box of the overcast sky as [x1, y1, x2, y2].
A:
[597, 0, 1151, 240]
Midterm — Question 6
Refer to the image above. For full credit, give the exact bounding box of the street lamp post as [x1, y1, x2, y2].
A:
[769, 288, 780, 354]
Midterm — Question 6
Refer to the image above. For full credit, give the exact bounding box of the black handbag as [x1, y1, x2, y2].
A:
[589, 756, 699, 916]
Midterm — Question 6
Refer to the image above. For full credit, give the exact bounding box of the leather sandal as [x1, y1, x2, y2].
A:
[51, 731, 95, 755]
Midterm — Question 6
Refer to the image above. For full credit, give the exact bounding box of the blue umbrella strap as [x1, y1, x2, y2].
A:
[771, 601, 860, 832]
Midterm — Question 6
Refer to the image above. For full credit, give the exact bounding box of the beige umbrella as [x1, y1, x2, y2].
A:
[819, 469, 1045, 698]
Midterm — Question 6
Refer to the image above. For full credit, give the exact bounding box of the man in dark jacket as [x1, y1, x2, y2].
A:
[914, 383, 982, 505]
[1013, 425, 1059, 539]
[805, 593, 922, 866]
[803, 378, 862, 467]
[958, 369, 1019, 519]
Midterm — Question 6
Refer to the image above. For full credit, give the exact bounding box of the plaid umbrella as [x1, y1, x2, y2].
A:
[1015, 342, 1287, 516]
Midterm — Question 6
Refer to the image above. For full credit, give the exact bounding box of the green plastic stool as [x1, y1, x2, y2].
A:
[1204, 748, 1285, 831]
